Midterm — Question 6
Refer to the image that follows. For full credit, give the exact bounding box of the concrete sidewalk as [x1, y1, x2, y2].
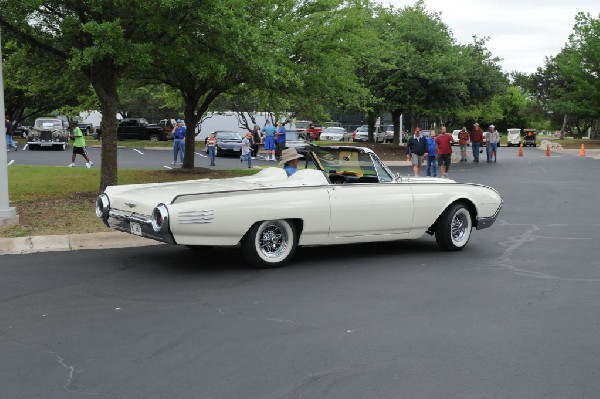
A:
[0, 231, 161, 256]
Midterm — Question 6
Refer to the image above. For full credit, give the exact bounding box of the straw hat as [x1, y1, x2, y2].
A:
[279, 148, 303, 166]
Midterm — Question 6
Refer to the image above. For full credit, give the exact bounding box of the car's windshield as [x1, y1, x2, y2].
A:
[216, 132, 241, 140]
[295, 121, 309, 129]
[307, 147, 393, 182]
[324, 127, 344, 134]
[35, 119, 63, 129]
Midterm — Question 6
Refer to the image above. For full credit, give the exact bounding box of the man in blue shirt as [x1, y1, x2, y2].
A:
[275, 121, 286, 160]
[171, 119, 186, 166]
[279, 148, 302, 176]
[262, 120, 276, 161]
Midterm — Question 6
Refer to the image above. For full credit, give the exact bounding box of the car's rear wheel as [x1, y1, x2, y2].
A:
[435, 203, 472, 251]
[242, 220, 298, 268]
[149, 134, 159, 142]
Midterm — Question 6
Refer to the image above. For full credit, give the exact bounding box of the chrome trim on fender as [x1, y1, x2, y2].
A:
[178, 209, 215, 224]
[476, 200, 503, 230]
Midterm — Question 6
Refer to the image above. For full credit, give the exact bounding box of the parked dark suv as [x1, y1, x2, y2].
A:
[95, 118, 168, 141]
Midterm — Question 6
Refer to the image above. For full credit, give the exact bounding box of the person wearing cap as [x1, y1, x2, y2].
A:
[406, 127, 428, 177]
[485, 124, 499, 163]
[470, 122, 484, 162]
[171, 119, 186, 166]
[279, 147, 303, 176]
[240, 131, 253, 169]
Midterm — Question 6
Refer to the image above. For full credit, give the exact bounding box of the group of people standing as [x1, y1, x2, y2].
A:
[205, 119, 288, 169]
[469, 123, 499, 163]
[255, 120, 287, 162]
[406, 123, 501, 178]
[406, 126, 454, 179]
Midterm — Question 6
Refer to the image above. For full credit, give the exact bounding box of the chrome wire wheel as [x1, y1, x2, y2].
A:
[258, 221, 289, 259]
[242, 220, 298, 268]
[435, 203, 472, 251]
[451, 208, 471, 245]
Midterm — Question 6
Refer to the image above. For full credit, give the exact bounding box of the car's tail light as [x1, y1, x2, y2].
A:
[152, 204, 169, 232]
[95, 194, 110, 220]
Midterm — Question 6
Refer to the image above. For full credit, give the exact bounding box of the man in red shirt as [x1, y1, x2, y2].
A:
[469, 122, 484, 162]
[435, 126, 454, 178]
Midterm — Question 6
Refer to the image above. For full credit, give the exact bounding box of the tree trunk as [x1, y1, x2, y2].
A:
[391, 108, 402, 145]
[559, 114, 568, 139]
[182, 102, 200, 169]
[367, 111, 376, 142]
[90, 66, 119, 192]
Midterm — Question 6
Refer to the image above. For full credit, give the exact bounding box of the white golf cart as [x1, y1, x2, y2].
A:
[506, 128, 521, 147]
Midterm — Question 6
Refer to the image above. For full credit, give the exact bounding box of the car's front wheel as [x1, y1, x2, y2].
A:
[435, 202, 472, 251]
[242, 220, 298, 268]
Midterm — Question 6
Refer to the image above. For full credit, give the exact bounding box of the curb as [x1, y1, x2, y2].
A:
[0, 231, 161, 256]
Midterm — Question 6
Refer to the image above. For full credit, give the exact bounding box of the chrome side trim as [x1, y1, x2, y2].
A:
[476, 200, 503, 230]
[178, 210, 215, 224]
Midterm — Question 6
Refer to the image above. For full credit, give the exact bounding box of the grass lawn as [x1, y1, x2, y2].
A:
[1, 166, 257, 238]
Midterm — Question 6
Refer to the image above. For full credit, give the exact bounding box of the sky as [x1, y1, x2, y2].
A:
[383, 0, 600, 74]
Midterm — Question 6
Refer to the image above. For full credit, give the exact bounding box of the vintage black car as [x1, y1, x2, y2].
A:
[95, 118, 168, 141]
[26, 117, 69, 150]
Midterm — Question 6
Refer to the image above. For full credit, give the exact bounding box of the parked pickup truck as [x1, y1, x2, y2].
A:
[95, 118, 168, 141]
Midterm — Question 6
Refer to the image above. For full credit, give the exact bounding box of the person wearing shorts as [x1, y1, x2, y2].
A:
[406, 127, 428, 176]
[68, 121, 93, 168]
[262, 120, 276, 161]
[435, 126, 454, 178]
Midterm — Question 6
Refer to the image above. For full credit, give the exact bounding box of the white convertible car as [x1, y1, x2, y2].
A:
[96, 146, 502, 268]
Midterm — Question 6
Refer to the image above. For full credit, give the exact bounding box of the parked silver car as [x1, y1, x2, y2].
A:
[320, 127, 351, 141]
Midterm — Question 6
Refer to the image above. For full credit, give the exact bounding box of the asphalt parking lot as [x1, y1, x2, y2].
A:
[1, 145, 599, 398]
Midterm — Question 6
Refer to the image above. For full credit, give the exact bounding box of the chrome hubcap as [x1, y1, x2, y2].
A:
[258, 223, 288, 258]
[451, 211, 469, 242]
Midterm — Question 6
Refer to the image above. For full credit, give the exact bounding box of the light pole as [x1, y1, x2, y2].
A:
[0, 31, 20, 227]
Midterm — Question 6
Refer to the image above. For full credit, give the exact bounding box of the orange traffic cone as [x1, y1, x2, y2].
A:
[518, 143, 523, 157]
[580, 144, 586, 157]
[545, 144, 551, 157]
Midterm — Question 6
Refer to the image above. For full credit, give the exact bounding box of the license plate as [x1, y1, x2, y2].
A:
[40, 143, 53, 147]
[234, 146, 241, 151]
[130, 222, 142, 236]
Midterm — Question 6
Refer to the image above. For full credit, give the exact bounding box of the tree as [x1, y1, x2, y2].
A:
[528, 12, 600, 138]
[139, 0, 371, 168]
[1, 38, 90, 124]
[367, 2, 506, 143]
[1, 0, 166, 191]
